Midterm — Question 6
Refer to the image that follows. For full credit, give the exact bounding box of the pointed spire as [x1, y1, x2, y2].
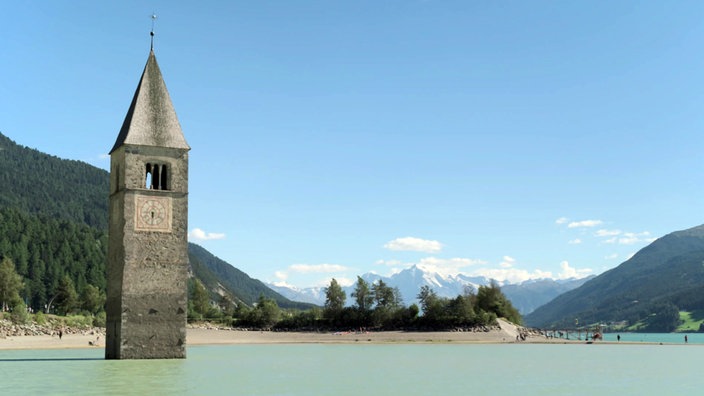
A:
[110, 50, 189, 154]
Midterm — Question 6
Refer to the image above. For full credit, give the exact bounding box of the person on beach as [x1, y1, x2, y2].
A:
[617, 334, 620, 342]
[685, 335, 688, 343]
[59, 329, 63, 340]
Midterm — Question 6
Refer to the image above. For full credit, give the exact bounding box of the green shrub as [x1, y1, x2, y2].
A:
[34, 311, 47, 325]
[10, 301, 29, 324]
[93, 312, 106, 327]
[65, 314, 92, 328]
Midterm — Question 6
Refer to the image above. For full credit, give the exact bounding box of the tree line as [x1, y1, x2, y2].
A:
[0, 207, 106, 320]
[0, 203, 522, 332]
[187, 276, 522, 331]
[321, 277, 522, 330]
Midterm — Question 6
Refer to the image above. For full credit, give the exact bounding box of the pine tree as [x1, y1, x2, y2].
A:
[55, 274, 78, 315]
[351, 276, 373, 311]
[0, 257, 23, 311]
[190, 279, 210, 320]
[324, 278, 346, 321]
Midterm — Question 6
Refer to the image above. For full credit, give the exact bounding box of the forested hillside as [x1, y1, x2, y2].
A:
[525, 224, 704, 331]
[0, 133, 109, 229]
[0, 131, 304, 316]
[0, 207, 106, 313]
[189, 243, 312, 310]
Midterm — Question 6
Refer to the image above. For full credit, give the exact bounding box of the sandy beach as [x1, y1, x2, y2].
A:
[0, 329, 516, 350]
[187, 318, 530, 345]
[0, 319, 555, 350]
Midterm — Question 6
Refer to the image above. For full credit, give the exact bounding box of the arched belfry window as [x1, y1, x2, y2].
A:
[145, 163, 169, 190]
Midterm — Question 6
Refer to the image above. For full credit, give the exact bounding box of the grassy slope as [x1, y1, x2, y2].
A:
[676, 310, 704, 332]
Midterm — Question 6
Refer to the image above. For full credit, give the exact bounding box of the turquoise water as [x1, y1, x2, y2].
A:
[550, 332, 701, 344]
[0, 342, 702, 395]
[602, 332, 700, 343]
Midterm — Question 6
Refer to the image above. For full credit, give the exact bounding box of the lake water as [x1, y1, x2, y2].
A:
[0, 338, 702, 395]
[552, 331, 701, 344]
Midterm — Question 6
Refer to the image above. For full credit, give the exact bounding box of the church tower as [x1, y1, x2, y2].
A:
[106, 49, 190, 359]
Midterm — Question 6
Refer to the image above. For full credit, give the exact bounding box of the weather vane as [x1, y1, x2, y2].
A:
[150, 13, 157, 50]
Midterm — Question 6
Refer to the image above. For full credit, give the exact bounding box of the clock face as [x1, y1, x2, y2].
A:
[135, 196, 172, 232]
[140, 199, 166, 225]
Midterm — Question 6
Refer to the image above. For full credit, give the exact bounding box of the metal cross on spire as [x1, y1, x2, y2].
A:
[150, 13, 157, 50]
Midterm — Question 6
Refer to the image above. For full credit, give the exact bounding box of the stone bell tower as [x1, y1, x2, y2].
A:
[105, 49, 190, 359]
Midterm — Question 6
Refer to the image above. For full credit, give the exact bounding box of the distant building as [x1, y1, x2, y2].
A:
[105, 48, 190, 359]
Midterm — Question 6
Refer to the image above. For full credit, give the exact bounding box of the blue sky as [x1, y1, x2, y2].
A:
[3, 1, 704, 288]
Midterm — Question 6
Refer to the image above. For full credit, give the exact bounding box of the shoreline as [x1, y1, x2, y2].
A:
[0, 319, 695, 350]
[0, 330, 692, 351]
[0, 318, 534, 350]
[0, 329, 553, 351]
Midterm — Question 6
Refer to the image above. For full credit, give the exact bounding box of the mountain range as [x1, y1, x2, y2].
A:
[525, 224, 704, 331]
[268, 264, 593, 315]
[1, 131, 594, 316]
[6, 129, 704, 332]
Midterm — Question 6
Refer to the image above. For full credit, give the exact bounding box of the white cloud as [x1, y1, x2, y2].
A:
[337, 277, 355, 287]
[274, 271, 288, 281]
[275, 263, 353, 289]
[557, 261, 592, 279]
[416, 257, 485, 276]
[605, 253, 619, 260]
[375, 260, 413, 277]
[271, 280, 294, 288]
[188, 228, 226, 241]
[499, 256, 515, 268]
[618, 234, 641, 245]
[472, 268, 554, 284]
[555, 217, 569, 225]
[289, 263, 349, 274]
[595, 229, 621, 237]
[384, 237, 443, 253]
[618, 232, 656, 245]
[562, 219, 657, 248]
[315, 277, 354, 287]
[375, 259, 403, 267]
[567, 220, 603, 228]
[603, 231, 655, 245]
[469, 259, 592, 283]
[568, 238, 582, 245]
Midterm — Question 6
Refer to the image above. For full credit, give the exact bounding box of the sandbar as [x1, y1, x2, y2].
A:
[0, 319, 563, 350]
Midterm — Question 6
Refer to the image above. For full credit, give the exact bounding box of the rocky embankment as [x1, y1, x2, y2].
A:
[0, 318, 104, 339]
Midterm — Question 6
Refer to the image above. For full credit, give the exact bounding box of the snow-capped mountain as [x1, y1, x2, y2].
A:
[266, 284, 328, 306]
[368, 264, 493, 305]
[269, 264, 489, 307]
[268, 264, 591, 314]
